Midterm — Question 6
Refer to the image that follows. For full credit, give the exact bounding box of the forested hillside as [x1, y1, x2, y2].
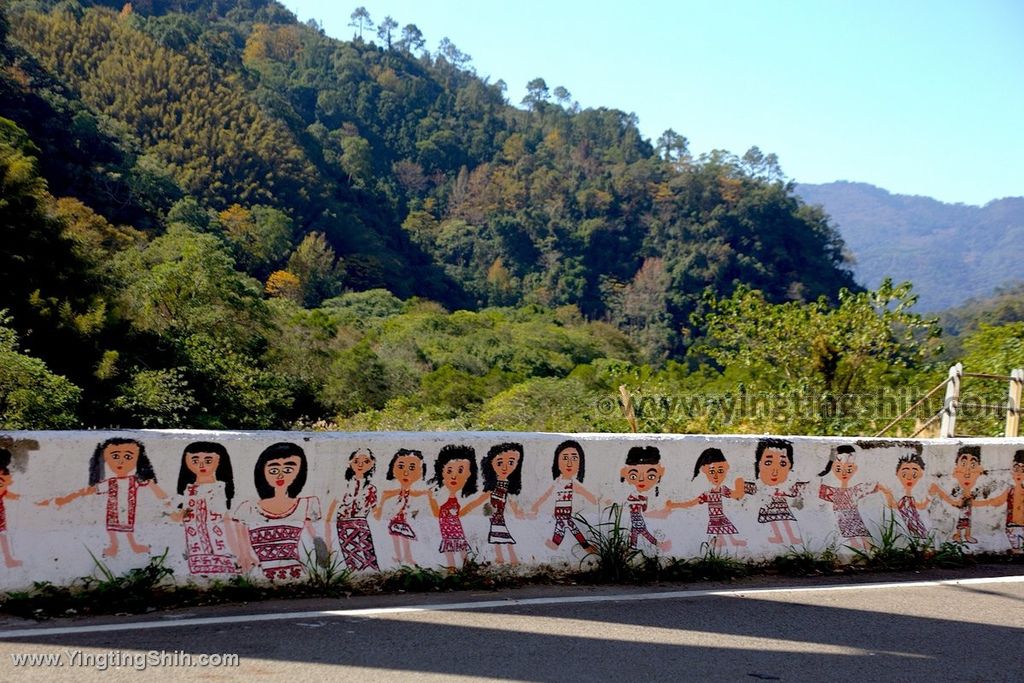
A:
[796, 181, 1024, 311]
[2, 0, 1018, 436]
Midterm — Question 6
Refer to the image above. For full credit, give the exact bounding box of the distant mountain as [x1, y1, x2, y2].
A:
[795, 181, 1024, 311]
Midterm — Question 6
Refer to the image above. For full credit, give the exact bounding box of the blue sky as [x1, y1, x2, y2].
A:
[282, 0, 1023, 206]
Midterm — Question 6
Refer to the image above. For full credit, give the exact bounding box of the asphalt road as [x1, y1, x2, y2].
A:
[1, 566, 1023, 682]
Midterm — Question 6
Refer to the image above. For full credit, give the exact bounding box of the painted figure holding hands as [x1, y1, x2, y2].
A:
[930, 445, 983, 544]
[818, 445, 879, 551]
[325, 448, 379, 572]
[463, 443, 526, 565]
[375, 449, 429, 566]
[38, 437, 168, 557]
[531, 440, 598, 552]
[428, 445, 485, 571]
[665, 448, 748, 549]
[876, 450, 930, 539]
[620, 446, 671, 551]
[0, 449, 23, 567]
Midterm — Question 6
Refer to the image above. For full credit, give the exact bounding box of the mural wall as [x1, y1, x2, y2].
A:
[0, 431, 1022, 590]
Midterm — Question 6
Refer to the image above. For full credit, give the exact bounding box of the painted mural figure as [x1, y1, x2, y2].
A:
[753, 438, 808, 545]
[974, 449, 1024, 553]
[234, 442, 321, 580]
[172, 441, 239, 575]
[375, 449, 428, 566]
[876, 450, 930, 539]
[325, 448, 379, 572]
[38, 437, 168, 557]
[930, 445, 983, 544]
[531, 440, 598, 553]
[818, 445, 879, 551]
[666, 448, 748, 549]
[428, 445, 485, 571]
[464, 442, 525, 565]
[0, 448, 23, 568]
[620, 446, 671, 551]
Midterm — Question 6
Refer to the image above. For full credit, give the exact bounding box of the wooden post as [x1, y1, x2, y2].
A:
[618, 385, 638, 433]
[940, 363, 962, 438]
[1007, 368, 1023, 438]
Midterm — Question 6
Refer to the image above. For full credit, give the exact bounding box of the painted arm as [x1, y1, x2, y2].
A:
[428, 492, 441, 517]
[374, 489, 399, 520]
[37, 485, 96, 507]
[876, 484, 897, 509]
[232, 519, 258, 573]
[5, 491, 20, 501]
[575, 483, 599, 505]
[730, 478, 746, 500]
[148, 483, 169, 500]
[509, 498, 525, 518]
[646, 504, 672, 519]
[530, 484, 556, 515]
[665, 495, 701, 510]
[929, 483, 960, 507]
[973, 491, 1008, 508]
[460, 492, 489, 517]
[324, 498, 339, 547]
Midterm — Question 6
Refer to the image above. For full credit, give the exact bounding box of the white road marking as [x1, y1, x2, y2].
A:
[0, 574, 1021, 640]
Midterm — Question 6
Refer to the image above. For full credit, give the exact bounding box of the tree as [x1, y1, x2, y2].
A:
[376, 15, 398, 49]
[286, 232, 345, 306]
[656, 129, 689, 162]
[522, 77, 549, 110]
[348, 7, 373, 39]
[397, 24, 425, 53]
[437, 37, 471, 68]
[218, 204, 294, 278]
[0, 313, 81, 429]
[552, 86, 572, 107]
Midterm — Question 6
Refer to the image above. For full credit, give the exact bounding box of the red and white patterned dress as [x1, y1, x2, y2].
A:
[388, 489, 416, 539]
[95, 475, 147, 532]
[698, 486, 739, 536]
[819, 483, 873, 539]
[627, 493, 658, 548]
[551, 479, 588, 547]
[236, 496, 321, 580]
[438, 496, 470, 553]
[181, 482, 237, 575]
[335, 479, 379, 571]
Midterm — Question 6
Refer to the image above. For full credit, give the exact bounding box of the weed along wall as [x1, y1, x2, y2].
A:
[0, 431, 1022, 591]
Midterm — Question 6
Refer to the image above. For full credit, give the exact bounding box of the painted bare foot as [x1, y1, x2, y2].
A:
[767, 530, 784, 544]
[731, 538, 747, 547]
[545, 539, 558, 550]
[130, 542, 151, 554]
[966, 536, 978, 544]
[5, 558, 23, 568]
[658, 539, 672, 552]
[102, 544, 118, 557]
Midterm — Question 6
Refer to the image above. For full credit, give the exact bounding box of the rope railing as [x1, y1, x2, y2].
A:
[874, 364, 1024, 439]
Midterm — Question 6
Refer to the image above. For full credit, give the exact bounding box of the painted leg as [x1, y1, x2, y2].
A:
[445, 551, 456, 572]
[729, 534, 747, 547]
[658, 538, 672, 552]
[494, 545, 506, 565]
[507, 545, 519, 565]
[401, 538, 415, 565]
[103, 530, 119, 557]
[783, 520, 802, 545]
[0, 536, 22, 568]
[766, 522, 784, 544]
[126, 532, 150, 554]
[391, 536, 403, 564]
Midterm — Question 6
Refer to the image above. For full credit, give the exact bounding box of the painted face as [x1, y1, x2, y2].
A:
[1013, 462, 1024, 485]
[833, 460, 857, 484]
[621, 463, 664, 492]
[491, 450, 520, 481]
[953, 455, 981, 489]
[264, 456, 301, 493]
[349, 452, 374, 478]
[442, 458, 472, 493]
[104, 443, 140, 477]
[557, 447, 581, 478]
[702, 461, 729, 487]
[896, 462, 923, 490]
[186, 451, 220, 481]
[758, 448, 791, 487]
[393, 455, 423, 487]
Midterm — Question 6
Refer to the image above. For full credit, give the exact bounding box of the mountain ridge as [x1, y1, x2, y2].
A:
[795, 180, 1024, 311]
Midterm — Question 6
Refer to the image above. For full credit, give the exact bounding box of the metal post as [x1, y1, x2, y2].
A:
[1007, 368, 1023, 438]
[940, 363, 962, 438]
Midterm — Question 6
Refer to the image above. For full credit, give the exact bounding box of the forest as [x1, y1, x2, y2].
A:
[1, 0, 1022, 437]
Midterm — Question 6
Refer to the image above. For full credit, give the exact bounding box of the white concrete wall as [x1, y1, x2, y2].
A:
[0, 431, 1021, 591]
